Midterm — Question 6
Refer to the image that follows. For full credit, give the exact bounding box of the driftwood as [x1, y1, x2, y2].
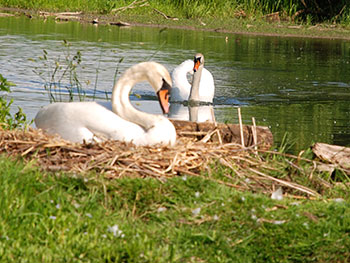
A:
[0, 12, 14, 17]
[170, 119, 273, 150]
[39, 11, 82, 21]
[312, 142, 350, 174]
[109, 21, 131, 27]
[55, 15, 81, 21]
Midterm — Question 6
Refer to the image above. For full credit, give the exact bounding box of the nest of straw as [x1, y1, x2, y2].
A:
[0, 127, 330, 198]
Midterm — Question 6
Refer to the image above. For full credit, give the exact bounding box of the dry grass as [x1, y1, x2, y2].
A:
[0, 127, 337, 199]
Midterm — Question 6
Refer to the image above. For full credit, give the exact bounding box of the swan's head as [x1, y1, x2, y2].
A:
[193, 53, 204, 72]
[116, 62, 172, 115]
[143, 62, 172, 114]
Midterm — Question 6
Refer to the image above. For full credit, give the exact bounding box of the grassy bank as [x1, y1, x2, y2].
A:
[1, 155, 350, 262]
[1, 0, 350, 40]
[0, 0, 349, 24]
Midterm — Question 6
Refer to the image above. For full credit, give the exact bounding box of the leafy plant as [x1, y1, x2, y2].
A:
[0, 74, 30, 130]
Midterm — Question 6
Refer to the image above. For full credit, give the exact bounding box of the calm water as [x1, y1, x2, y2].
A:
[1, 16, 350, 152]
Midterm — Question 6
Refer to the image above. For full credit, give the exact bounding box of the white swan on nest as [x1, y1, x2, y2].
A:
[171, 53, 215, 103]
[35, 62, 176, 146]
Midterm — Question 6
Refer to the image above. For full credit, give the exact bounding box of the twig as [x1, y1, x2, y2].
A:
[152, 8, 178, 20]
[252, 117, 258, 154]
[238, 108, 245, 148]
[210, 107, 216, 124]
[334, 5, 346, 22]
[209, 107, 222, 145]
[112, 0, 148, 13]
[200, 129, 217, 143]
[248, 167, 320, 197]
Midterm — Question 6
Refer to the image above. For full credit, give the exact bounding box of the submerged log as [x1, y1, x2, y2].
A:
[170, 119, 273, 150]
[312, 143, 350, 173]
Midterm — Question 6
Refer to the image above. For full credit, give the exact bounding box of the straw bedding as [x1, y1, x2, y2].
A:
[0, 127, 327, 198]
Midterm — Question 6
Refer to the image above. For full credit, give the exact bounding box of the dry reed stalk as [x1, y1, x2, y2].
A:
[0, 127, 331, 198]
[252, 117, 258, 152]
[237, 107, 245, 148]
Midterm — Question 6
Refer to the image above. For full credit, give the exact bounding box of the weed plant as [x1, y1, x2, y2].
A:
[0, 74, 30, 129]
[32, 40, 88, 103]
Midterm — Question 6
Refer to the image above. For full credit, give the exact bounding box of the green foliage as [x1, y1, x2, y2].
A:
[0, 0, 127, 13]
[0, 74, 11, 92]
[150, 0, 349, 23]
[0, 0, 349, 23]
[1, 155, 350, 262]
[0, 74, 30, 130]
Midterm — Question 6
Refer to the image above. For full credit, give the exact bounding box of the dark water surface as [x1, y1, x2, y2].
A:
[1, 16, 350, 152]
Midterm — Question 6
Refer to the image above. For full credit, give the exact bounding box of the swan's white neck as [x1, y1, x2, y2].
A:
[188, 65, 203, 102]
[111, 66, 160, 131]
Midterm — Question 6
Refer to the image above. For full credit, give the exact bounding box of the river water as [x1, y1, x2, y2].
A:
[1, 16, 350, 152]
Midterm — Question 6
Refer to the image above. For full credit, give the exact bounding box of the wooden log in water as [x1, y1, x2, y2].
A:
[170, 119, 273, 149]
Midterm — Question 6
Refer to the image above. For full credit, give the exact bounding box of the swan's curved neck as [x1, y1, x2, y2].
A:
[111, 68, 158, 130]
[189, 65, 203, 102]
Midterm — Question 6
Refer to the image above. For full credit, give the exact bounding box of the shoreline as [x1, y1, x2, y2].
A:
[1, 7, 350, 41]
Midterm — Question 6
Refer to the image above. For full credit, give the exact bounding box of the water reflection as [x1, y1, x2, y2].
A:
[169, 104, 214, 123]
[1, 16, 350, 153]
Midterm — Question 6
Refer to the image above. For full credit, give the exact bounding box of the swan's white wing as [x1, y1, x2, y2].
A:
[171, 60, 192, 102]
[141, 115, 176, 146]
[198, 68, 215, 103]
[35, 102, 145, 143]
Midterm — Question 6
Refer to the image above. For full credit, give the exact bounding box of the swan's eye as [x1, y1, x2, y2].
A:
[193, 59, 201, 72]
[159, 79, 171, 97]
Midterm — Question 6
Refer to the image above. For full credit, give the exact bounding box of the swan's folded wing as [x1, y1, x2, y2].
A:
[35, 102, 145, 143]
[199, 68, 215, 103]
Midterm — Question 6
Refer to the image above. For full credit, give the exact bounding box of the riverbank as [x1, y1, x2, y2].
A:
[1, 6, 350, 40]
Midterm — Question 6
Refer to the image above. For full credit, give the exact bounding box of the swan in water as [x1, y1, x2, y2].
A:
[171, 53, 215, 103]
[35, 62, 176, 146]
[169, 53, 215, 122]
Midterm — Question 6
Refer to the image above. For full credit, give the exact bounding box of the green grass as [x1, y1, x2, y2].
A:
[1, 155, 350, 262]
[0, 0, 349, 24]
[1, 0, 350, 40]
[0, 0, 121, 13]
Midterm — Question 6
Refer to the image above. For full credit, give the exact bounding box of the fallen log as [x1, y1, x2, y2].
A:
[170, 119, 273, 150]
[312, 142, 350, 174]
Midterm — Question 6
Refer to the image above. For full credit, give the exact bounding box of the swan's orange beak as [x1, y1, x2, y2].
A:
[193, 59, 201, 72]
[157, 80, 171, 114]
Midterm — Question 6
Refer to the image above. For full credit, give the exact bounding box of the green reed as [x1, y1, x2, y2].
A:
[32, 40, 89, 103]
